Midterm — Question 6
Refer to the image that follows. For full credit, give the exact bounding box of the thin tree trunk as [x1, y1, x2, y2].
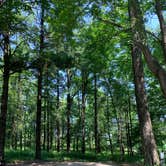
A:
[35, 1, 44, 159]
[94, 73, 100, 153]
[81, 71, 87, 154]
[35, 68, 42, 159]
[128, 0, 160, 165]
[128, 93, 133, 156]
[43, 99, 46, 150]
[66, 69, 71, 152]
[50, 115, 53, 150]
[56, 71, 60, 152]
[106, 94, 113, 154]
[46, 100, 50, 152]
[0, 33, 10, 166]
[20, 131, 22, 151]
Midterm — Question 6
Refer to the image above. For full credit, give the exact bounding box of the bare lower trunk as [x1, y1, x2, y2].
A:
[56, 71, 60, 152]
[94, 73, 100, 153]
[128, 0, 160, 164]
[66, 69, 72, 152]
[35, 69, 42, 159]
[132, 46, 159, 166]
[81, 71, 87, 154]
[0, 33, 10, 166]
[35, 1, 44, 159]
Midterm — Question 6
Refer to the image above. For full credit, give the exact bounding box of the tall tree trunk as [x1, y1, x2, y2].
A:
[0, 33, 10, 166]
[131, 45, 160, 166]
[128, 0, 160, 165]
[56, 71, 60, 152]
[35, 1, 44, 159]
[94, 73, 100, 153]
[155, 0, 166, 61]
[81, 71, 87, 154]
[66, 69, 71, 152]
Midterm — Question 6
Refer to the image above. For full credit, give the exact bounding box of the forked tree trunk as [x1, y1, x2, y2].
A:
[128, 0, 160, 165]
[128, 0, 166, 99]
[0, 33, 10, 166]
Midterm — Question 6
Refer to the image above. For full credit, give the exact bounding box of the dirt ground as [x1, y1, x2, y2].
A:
[7, 161, 141, 166]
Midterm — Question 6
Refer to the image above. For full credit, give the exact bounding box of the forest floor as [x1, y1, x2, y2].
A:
[7, 161, 141, 166]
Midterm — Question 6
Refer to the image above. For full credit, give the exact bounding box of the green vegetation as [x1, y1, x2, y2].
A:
[0, 1, 166, 166]
[5, 149, 143, 164]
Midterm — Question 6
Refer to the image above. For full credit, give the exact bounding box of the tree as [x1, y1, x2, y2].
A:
[0, 1, 28, 164]
[35, 0, 45, 159]
[128, 0, 160, 165]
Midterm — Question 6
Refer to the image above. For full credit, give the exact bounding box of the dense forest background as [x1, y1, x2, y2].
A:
[0, 0, 166, 166]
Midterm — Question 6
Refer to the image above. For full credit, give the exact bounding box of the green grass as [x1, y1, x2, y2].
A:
[5, 149, 143, 164]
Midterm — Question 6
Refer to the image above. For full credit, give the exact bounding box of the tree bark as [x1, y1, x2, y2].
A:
[94, 73, 100, 153]
[35, 68, 42, 159]
[35, 1, 44, 159]
[129, 0, 160, 165]
[66, 69, 71, 152]
[81, 70, 87, 154]
[0, 33, 10, 166]
[128, 0, 166, 99]
[56, 71, 60, 152]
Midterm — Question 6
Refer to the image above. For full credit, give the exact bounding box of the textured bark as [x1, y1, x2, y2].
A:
[132, 46, 160, 166]
[128, 0, 166, 99]
[138, 43, 166, 98]
[35, 2, 44, 159]
[155, 0, 166, 61]
[129, 1, 160, 164]
[0, 33, 10, 166]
